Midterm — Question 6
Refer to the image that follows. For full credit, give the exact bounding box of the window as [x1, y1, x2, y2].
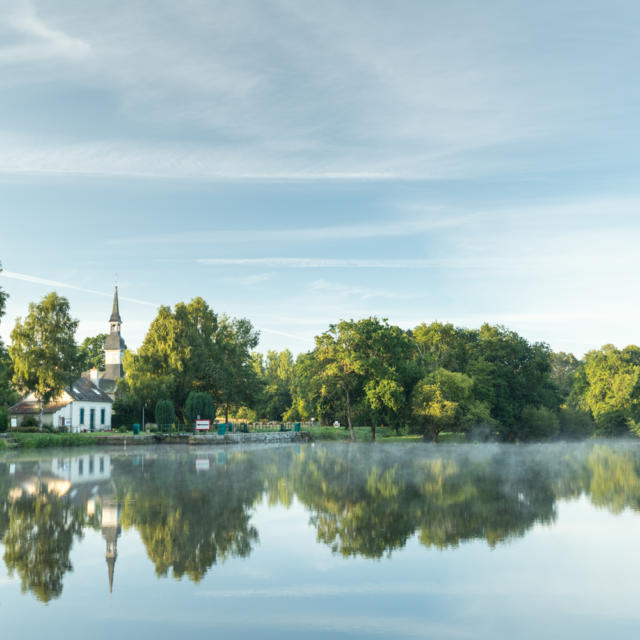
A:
[78, 459, 84, 476]
[79, 408, 85, 425]
[89, 456, 94, 474]
[101, 408, 105, 425]
[99, 457, 104, 473]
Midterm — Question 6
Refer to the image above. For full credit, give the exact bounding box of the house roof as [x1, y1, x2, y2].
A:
[68, 377, 114, 403]
[10, 400, 71, 415]
[10, 377, 113, 415]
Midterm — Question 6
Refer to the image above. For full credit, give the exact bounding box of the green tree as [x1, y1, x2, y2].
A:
[519, 405, 560, 441]
[185, 391, 215, 428]
[466, 324, 558, 440]
[155, 399, 176, 432]
[0, 264, 17, 424]
[314, 317, 411, 441]
[122, 298, 218, 421]
[253, 350, 295, 421]
[550, 351, 581, 402]
[77, 333, 107, 371]
[213, 316, 260, 424]
[412, 368, 477, 442]
[579, 344, 640, 436]
[9, 292, 79, 430]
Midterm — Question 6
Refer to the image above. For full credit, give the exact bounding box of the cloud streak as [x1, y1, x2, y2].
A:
[0, 271, 158, 308]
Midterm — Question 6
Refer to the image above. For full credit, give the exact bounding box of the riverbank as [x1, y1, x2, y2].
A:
[0, 430, 313, 449]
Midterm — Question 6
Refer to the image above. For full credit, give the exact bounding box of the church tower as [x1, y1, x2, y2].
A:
[101, 499, 122, 594]
[104, 286, 125, 382]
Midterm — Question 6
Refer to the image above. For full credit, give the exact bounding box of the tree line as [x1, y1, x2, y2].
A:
[2, 271, 640, 441]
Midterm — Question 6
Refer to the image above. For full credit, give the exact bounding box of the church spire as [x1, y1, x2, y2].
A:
[109, 286, 121, 324]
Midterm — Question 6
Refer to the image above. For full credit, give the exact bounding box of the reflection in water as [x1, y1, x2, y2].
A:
[2, 442, 640, 602]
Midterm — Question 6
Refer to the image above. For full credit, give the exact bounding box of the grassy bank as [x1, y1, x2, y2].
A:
[8, 433, 99, 449]
[306, 426, 466, 443]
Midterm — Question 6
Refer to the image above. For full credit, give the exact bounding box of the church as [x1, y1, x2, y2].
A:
[9, 287, 126, 431]
[81, 285, 126, 399]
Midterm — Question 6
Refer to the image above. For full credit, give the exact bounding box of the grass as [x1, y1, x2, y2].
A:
[306, 426, 468, 443]
[12, 433, 98, 449]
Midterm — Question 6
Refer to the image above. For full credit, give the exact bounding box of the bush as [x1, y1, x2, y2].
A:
[559, 407, 595, 439]
[185, 392, 215, 428]
[155, 399, 176, 433]
[519, 405, 560, 441]
[117, 425, 129, 433]
[0, 407, 8, 432]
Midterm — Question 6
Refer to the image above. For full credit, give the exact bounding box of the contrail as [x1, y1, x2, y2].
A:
[0, 271, 159, 308]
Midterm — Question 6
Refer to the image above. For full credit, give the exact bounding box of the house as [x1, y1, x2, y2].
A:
[9, 377, 113, 432]
[9, 285, 127, 431]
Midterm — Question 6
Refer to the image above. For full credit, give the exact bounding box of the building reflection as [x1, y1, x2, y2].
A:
[2, 454, 121, 600]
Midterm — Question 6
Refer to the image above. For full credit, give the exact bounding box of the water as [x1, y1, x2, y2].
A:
[1, 441, 640, 638]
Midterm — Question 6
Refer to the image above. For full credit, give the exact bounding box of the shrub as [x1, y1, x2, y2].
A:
[185, 392, 215, 428]
[155, 399, 176, 433]
[559, 407, 595, 439]
[519, 405, 560, 441]
[117, 425, 129, 433]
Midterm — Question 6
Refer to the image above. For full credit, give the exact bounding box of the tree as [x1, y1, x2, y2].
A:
[213, 316, 260, 424]
[412, 368, 476, 442]
[314, 318, 411, 441]
[155, 399, 176, 432]
[77, 333, 107, 371]
[253, 350, 295, 421]
[0, 263, 17, 425]
[578, 344, 640, 436]
[466, 324, 558, 441]
[185, 391, 215, 428]
[9, 292, 78, 430]
[122, 298, 218, 422]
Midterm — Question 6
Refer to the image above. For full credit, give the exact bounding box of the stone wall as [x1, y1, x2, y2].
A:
[93, 430, 313, 446]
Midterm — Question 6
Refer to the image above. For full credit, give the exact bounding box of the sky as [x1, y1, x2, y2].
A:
[1, 0, 640, 356]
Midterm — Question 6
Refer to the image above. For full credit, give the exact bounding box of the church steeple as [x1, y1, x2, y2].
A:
[109, 286, 122, 325]
[101, 499, 121, 594]
[104, 285, 125, 385]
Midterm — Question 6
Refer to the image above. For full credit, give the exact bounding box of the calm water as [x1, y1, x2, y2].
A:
[1, 441, 640, 638]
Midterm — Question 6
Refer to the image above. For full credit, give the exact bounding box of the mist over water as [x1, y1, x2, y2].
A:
[1, 441, 640, 638]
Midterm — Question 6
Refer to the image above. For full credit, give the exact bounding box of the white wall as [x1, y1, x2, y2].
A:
[68, 401, 113, 432]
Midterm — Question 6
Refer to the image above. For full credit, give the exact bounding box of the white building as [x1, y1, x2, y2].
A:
[9, 285, 126, 431]
[10, 377, 113, 431]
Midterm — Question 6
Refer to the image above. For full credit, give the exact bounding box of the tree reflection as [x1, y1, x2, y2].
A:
[3, 486, 84, 602]
[4, 443, 640, 602]
[118, 454, 262, 582]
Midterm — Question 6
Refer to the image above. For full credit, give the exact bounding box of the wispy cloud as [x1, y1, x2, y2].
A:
[309, 278, 413, 300]
[1, 1, 91, 65]
[0, 271, 158, 308]
[111, 213, 467, 246]
[197, 257, 452, 268]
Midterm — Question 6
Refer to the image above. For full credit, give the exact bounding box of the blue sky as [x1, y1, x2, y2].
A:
[1, 0, 640, 356]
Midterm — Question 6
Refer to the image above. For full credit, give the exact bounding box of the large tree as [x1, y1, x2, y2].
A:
[121, 298, 218, 422]
[9, 292, 79, 430]
[213, 315, 260, 424]
[315, 317, 412, 441]
[0, 265, 17, 427]
[77, 333, 107, 371]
